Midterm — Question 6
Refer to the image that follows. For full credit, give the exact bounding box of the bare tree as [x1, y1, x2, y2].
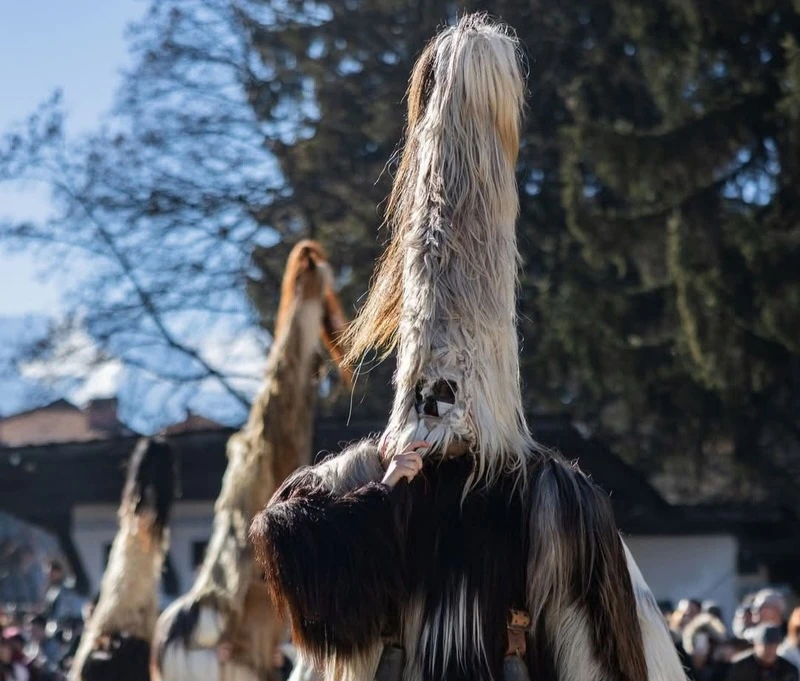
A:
[0, 1, 292, 424]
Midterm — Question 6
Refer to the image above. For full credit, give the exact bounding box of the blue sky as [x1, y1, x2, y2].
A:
[0, 0, 146, 316]
[0, 0, 268, 426]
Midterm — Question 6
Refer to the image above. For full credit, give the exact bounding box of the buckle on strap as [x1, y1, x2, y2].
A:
[505, 609, 531, 657]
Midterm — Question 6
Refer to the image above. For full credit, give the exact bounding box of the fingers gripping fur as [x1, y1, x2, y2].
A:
[622, 542, 689, 681]
[526, 458, 649, 681]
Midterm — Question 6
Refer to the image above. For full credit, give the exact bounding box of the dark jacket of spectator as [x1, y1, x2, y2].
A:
[726, 653, 798, 681]
[684, 613, 731, 681]
[727, 625, 799, 681]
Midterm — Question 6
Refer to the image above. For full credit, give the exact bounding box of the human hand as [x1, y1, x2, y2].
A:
[216, 641, 233, 663]
[381, 441, 429, 487]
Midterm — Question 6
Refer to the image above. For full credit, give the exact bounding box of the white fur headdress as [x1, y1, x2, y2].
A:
[344, 14, 533, 483]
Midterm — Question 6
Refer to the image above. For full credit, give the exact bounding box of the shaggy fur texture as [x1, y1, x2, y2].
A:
[525, 459, 647, 681]
[681, 613, 727, 655]
[252, 442, 684, 681]
[154, 241, 350, 681]
[623, 542, 690, 681]
[71, 438, 176, 681]
[342, 14, 532, 484]
[252, 13, 686, 681]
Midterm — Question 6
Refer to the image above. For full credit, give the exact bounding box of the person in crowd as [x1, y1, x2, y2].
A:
[41, 562, 81, 627]
[704, 601, 725, 623]
[58, 595, 98, 676]
[753, 591, 788, 632]
[778, 607, 800, 671]
[659, 600, 676, 622]
[726, 624, 798, 681]
[0, 634, 29, 681]
[684, 599, 704, 620]
[734, 595, 757, 641]
[23, 617, 60, 681]
[672, 598, 704, 635]
[24, 617, 58, 670]
[683, 612, 731, 681]
[3, 630, 40, 681]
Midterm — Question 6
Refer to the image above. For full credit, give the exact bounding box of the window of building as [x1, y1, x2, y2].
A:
[192, 541, 208, 569]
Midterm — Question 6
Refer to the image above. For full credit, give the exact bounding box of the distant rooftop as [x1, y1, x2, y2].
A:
[160, 411, 226, 436]
[0, 397, 134, 447]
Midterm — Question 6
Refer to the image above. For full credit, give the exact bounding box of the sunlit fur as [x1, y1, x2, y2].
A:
[153, 240, 350, 681]
[623, 542, 691, 681]
[341, 14, 532, 485]
[681, 613, 726, 656]
[71, 438, 175, 681]
[251, 14, 687, 681]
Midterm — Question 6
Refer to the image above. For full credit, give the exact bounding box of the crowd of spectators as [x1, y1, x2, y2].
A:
[1, 561, 90, 681]
[5, 558, 800, 681]
[665, 589, 800, 681]
[2, 559, 297, 681]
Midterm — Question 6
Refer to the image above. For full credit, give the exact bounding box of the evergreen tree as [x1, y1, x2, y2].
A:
[556, 0, 800, 501]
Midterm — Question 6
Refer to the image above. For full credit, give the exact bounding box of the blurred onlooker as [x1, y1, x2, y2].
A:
[734, 595, 757, 641]
[683, 613, 731, 681]
[659, 601, 675, 622]
[752, 591, 788, 630]
[779, 608, 800, 671]
[2, 629, 39, 681]
[672, 598, 704, 634]
[23, 616, 60, 681]
[41, 562, 81, 627]
[684, 599, 704, 619]
[661, 601, 696, 680]
[703, 601, 725, 624]
[23, 617, 58, 669]
[59, 595, 98, 676]
[726, 625, 798, 681]
[0, 635, 29, 681]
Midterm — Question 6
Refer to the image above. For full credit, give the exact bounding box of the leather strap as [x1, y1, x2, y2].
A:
[505, 609, 531, 657]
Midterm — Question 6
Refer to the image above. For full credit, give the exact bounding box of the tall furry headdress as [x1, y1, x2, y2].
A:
[122, 437, 176, 540]
[275, 239, 352, 386]
[343, 14, 532, 482]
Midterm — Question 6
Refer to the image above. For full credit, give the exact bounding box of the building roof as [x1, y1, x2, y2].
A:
[0, 397, 134, 447]
[160, 411, 226, 436]
[1, 398, 81, 419]
[0, 415, 685, 532]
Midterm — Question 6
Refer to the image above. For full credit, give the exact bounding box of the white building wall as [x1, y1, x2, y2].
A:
[73, 506, 741, 624]
[73, 501, 215, 597]
[72, 504, 117, 595]
[167, 502, 215, 593]
[626, 534, 739, 625]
